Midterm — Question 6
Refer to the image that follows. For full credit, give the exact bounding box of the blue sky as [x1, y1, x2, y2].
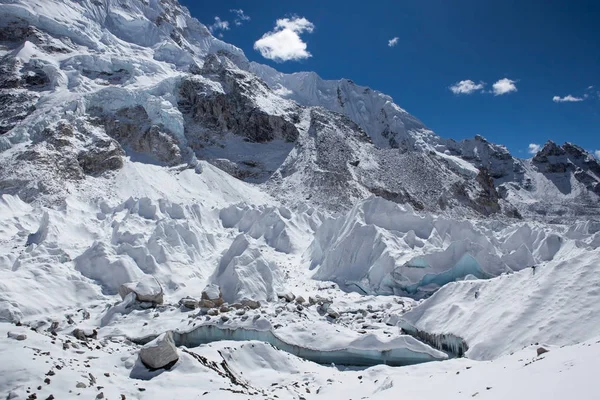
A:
[180, 0, 600, 157]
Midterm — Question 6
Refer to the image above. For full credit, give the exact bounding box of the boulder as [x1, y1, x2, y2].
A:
[295, 296, 306, 304]
[180, 297, 198, 309]
[241, 299, 261, 309]
[7, 331, 27, 341]
[219, 305, 231, 313]
[139, 331, 179, 370]
[72, 328, 97, 341]
[119, 276, 164, 305]
[198, 299, 215, 308]
[277, 291, 295, 302]
[201, 284, 224, 306]
[536, 347, 549, 356]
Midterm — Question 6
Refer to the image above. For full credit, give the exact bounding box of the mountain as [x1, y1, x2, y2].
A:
[1, 0, 600, 398]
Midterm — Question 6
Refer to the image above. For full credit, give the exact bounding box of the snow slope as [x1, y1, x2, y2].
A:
[401, 235, 600, 360]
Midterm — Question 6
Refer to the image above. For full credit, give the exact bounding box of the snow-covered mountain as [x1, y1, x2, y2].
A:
[1, 0, 600, 398]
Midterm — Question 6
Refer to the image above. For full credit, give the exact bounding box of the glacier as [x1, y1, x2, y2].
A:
[0, 0, 600, 398]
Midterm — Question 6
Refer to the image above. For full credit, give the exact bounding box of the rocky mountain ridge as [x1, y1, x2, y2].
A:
[0, 0, 598, 220]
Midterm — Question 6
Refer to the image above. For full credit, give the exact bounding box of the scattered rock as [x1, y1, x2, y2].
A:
[139, 331, 179, 370]
[537, 347, 549, 356]
[76, 382, 87, 389]
[220, 315, 230, 322]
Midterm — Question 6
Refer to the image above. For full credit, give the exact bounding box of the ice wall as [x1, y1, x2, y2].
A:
[170, 324, 447, 367]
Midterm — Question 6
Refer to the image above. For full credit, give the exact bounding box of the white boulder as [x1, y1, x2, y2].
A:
[139, 331, 179, 370]
[119, 276, 164, 305]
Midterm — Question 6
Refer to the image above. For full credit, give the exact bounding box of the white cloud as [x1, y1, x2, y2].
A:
[449, 79, 486, 95]
[254, 17, 315, 62]
[492, 78, 517, 96]
[208, 16, 229, 36]
[528, 143, 541, 154]
[230, 9, 250, 26]
[552, 94, 584, 103]
[595, 150, 600, 159]
[388, 37, 399, 47]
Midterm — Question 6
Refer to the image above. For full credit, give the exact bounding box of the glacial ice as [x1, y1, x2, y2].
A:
[170, 324, 448, 367]
[310, 197, 569, 297]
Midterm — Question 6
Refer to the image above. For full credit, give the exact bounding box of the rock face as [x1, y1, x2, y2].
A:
[179, 54, 300, 144]
[119, 277, 164, 305]
[101, 106, 183, 165]
[77, 139, 125, 176]
[139, 331, 179, 370]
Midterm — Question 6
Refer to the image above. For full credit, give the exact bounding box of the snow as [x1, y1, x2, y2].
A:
[2, 321, 600, 399]
[308, 197, 581, 297]
[402, 242, 600, 360]
[1, 0, 600, 397]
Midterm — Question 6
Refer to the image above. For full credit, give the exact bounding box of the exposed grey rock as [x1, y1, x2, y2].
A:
[77, 139, 124, 176]
[102, 106, 182, 165]
[72, 328, 97, 341]
[178, 54, 299, 144]
[198, 299, 215, 308]
[536, 347, 549, 356]
[180, 297, 198, 309]
[219, 305, 230, 313]
[241, 299, 261, 309]
[139, 331, 178, 370]
[277, 292, 295, 302]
